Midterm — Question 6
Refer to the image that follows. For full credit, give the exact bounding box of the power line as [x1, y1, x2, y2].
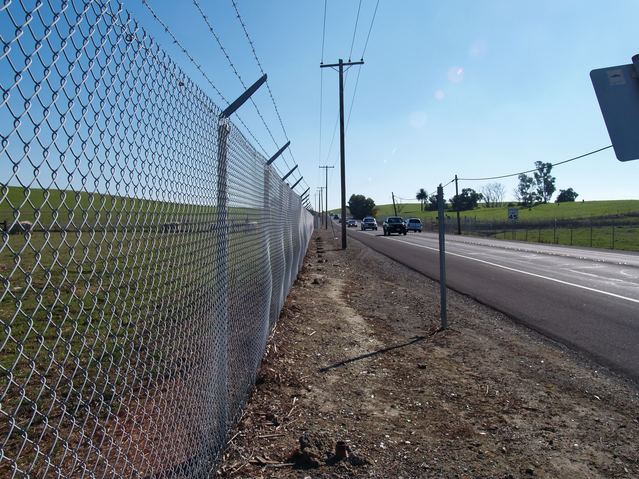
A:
[360, 0, 380, 60]
[320, 0, 327, 64]
[318, 0, 328, 189]
[345, 63, 362, 131]
[458, 145, 613, 181]
[348, 0, 363, 61]
[139, 0, 269, 157]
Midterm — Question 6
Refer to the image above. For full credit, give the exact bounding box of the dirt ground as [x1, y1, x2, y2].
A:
[216, 228, 639, 478]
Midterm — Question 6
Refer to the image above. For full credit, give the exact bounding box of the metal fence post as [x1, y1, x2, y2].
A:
[215, 116, 231, 442]
[437, 185, 448, 330]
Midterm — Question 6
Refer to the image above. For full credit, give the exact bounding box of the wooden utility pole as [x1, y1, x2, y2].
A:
[321, 58, 364, 249]
[319, 165, 334, 229]
[392, 192, 397, 216]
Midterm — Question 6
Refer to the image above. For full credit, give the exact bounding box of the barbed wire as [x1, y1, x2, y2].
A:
[229, 0, 309, 191]
[139, 0, 269, 157]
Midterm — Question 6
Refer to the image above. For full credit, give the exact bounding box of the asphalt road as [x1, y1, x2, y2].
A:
[344, 225, 639, 382]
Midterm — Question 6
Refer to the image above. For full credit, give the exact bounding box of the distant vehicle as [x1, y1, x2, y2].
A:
[405, 218, 423, 233]
[333, 214, 339, 220]
[346, 219, 357, 228]
[383, 216, 407, 236]
[360, 216, 378, 231]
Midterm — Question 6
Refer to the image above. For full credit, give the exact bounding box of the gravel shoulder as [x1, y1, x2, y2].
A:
[216, 227, 639, 478]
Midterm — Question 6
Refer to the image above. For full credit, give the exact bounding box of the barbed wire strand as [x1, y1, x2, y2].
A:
[191, 1, 291, 167]
[139, 0, 270, 157]
[228, 0, 309, 190]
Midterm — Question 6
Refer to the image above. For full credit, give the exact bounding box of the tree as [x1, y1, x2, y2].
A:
[556, 188, 579, 203]
[449, 188, 483, 211]
[516, 173, 536, 207]
[481, 182, 505, 208]
[426, 193, 439, 211]
[416, 188, 428, 211]
[347, 194, 376, 219]
[533, 161, 556, 203]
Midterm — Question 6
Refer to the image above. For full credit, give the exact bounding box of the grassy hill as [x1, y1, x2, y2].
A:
[337, 200, 639, 223]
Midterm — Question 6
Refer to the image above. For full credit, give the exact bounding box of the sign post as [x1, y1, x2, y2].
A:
[437, 185, 448, 330]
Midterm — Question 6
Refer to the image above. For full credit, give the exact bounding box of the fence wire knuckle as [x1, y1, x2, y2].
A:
[0, 1, 313, 477]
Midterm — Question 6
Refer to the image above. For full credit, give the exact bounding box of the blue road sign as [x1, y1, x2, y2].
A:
[590, 58, 639, 162]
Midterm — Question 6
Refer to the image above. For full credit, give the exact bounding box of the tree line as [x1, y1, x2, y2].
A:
[416, 162, 579, 212]
[345, 161, 580, 219]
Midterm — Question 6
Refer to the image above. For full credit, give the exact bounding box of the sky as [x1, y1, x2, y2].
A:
[64, 1, 639, 209]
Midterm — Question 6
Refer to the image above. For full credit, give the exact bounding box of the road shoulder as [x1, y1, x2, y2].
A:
[217, 228, 639, 478]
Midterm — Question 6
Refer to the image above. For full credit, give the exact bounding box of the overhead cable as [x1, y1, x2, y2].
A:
[348, 0, 363, 61]
[458, 145, 613, 181]
[360, 0, 380, 60]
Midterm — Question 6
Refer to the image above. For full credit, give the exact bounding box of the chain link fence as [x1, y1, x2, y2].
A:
[0, 0, 313, 476]
[426, 216, 639, 251]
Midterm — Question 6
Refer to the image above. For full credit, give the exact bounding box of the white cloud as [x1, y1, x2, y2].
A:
[447, 66, 464, 83]
[434, 89, 445, 100]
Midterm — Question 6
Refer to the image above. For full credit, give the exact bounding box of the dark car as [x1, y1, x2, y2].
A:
[405, 218, 423, 233]
[360, 216, 378, 231]
[383, 216, 407, 236]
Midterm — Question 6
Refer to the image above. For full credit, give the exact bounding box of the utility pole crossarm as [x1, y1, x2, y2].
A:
[320, 60, 364, 68]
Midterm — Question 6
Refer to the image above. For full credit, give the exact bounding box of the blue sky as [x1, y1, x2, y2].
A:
[120, 1, 639, 208]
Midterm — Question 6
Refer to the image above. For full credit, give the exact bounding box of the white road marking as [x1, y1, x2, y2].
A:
[388, 237, 639, 305]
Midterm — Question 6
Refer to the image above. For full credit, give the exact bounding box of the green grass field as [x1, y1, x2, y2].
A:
[0, 186, 271, 474]
[365, 199, 639, 223]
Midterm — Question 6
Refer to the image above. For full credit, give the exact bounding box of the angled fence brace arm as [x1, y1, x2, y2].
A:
[282, 165, 298, 182]
[266, 141, 290, 166]
[290, 176, 303, 190]
[221, 74, 267, 119]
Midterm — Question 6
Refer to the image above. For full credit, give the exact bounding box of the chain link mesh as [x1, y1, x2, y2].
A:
[0, 0, 313, 476]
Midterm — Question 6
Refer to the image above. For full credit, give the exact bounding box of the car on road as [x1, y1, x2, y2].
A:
[405, 218, 423, 233]
[383, 216, 407, 236]
[346, 219, 357, 227]
[360, 217, 378, 231]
